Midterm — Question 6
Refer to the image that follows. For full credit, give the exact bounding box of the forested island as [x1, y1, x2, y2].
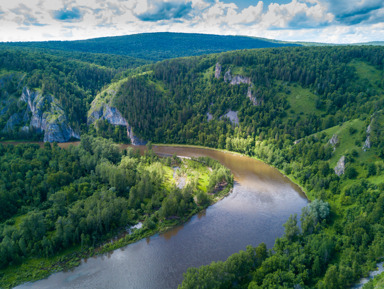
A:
[1, 34, 384, 288]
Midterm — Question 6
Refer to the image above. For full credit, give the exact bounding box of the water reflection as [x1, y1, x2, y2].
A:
[15, 145, 307, 289]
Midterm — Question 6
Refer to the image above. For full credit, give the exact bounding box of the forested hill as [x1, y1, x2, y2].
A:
[0, 32, 298, 61]
[2, 43, 384, 288]
[90, 45, 384, 288]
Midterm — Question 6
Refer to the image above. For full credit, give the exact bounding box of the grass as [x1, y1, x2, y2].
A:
[315, 118, 367, 166]
[0, 155, 233, 289]
[350, 60, 383, 90]
[280, 82, 322, 118]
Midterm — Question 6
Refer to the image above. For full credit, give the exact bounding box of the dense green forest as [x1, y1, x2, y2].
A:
[110, 45, 384, 288]
[1, 42, 384, 288]
[0, 137, 232, 287]
[0, 32, 297, 62]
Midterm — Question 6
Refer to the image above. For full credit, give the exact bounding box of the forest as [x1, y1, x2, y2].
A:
[0, 137, 232, 288]
[1, 43, 384, 288]
[0, 32, 296, 62]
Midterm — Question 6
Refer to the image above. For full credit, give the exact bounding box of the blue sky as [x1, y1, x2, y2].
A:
[0, 0, 383, 43]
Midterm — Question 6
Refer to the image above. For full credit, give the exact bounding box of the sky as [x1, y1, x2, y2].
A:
[0, 0, 383, 43]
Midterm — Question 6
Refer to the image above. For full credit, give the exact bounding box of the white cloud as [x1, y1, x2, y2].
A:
[0, 0, 382, 43]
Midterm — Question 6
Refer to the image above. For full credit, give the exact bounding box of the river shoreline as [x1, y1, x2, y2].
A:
[1, 141, 306, 289]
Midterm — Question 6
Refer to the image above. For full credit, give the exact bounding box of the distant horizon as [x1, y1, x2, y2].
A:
[0, 31, 382, 45]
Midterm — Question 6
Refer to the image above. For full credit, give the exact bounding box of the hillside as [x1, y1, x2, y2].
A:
[86, 45, 384, 288]
[1, 44, 384, 288]
[0, 32, 298, 62]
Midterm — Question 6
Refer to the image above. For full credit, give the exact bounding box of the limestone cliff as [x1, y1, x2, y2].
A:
[223, 68, 258, 106]
[87, 87, 146, 145]
[20, 88, 79, 142]
[215, 63, 222, 79]
[334, 156, 345, 176]
[1, 87, 79, 142]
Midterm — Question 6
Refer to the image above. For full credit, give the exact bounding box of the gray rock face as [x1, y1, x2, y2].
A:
[363, 136, 371, 150]
[363, 122, 372, 151]
[224, 69, 232, 83]
[88, 104, 128, 126]
[20, 87, 79, 142]
[223, 69, 257, 106]
[215, 63, 222, 79]
[127, 125, 147, 145]
[220, 110, 239, 125]
[88, 102, 146, 145]
[207, 112, 213, 121]
[247, 86, 259, 105]
[329, 134, 339, 148]
[334, 156, 345, 176]
[294, 139, 302, 145]
[230, 75, 251, 85]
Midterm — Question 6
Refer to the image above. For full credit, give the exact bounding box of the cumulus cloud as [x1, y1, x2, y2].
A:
[323, 0, 384, 24]
[0, 0, 383, 43]
[52, 7, 83, 22]
[10, 4, 46, 26]
[136, 0, 193, 22]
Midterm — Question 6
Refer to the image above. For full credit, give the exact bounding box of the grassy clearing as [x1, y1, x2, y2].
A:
[281, 82, 322, 117]
[316, 118, 366, 166]
[0, 154, 232, 289]
[350, 60, 383, 90]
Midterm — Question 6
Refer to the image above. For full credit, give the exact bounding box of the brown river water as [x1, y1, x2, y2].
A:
[14, 144, 308, 289]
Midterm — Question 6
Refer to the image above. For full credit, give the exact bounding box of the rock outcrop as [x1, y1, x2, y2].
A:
[88, 101, 146, 145]
[363, 122, 372, 151]
[222, 68, 258, 106]
[220, 110, 239, 125]
[247, 86, 259, 105]
[334, 156, 346, 176]
[1, 87, 79, 142]
[88, 104, 128, 126]
[21, 88, 79, 142]
[224, 69, 232, 83]
[329, 134, 339, 151]
[215, 63, 222, 79]
[127, 125, 147, 145]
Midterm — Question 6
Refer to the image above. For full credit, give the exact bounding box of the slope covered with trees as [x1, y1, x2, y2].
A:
[0, 32, 297, 62]
[108, 45, 384, 288]
[0, 137, 232, 288]
[1, 43, 384, 288]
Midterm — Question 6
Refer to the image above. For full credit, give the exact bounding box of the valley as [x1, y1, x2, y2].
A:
[1, 36, 384, 288]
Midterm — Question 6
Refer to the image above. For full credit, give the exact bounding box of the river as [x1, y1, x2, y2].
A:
[15, 145, 308, 289]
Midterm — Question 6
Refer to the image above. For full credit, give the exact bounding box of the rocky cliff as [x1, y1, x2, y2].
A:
[88, 92, 146, 145]
[334, 156, 345, 176]
[222, 68, 259, 106]
[1, 87, 79, 142]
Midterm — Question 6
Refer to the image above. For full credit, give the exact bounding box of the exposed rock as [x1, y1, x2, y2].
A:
[20, 87, 79, 142]
[294, 139, 302, 145]
[215, 63, 222, 79]
[88, 101, 146, 145]
[247, 86, 259, 106]
[207, 112, 213, 121]
[334, 156, 345, 176]
[363, 136, 371, 151]
[220, 110, 239, 125]
[127, 125, 147, 146]
[329, 134, 339, 148]
[363, 121, 372, 151]
[224, 69, 232, 83]
[230, 75, 251, 85]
